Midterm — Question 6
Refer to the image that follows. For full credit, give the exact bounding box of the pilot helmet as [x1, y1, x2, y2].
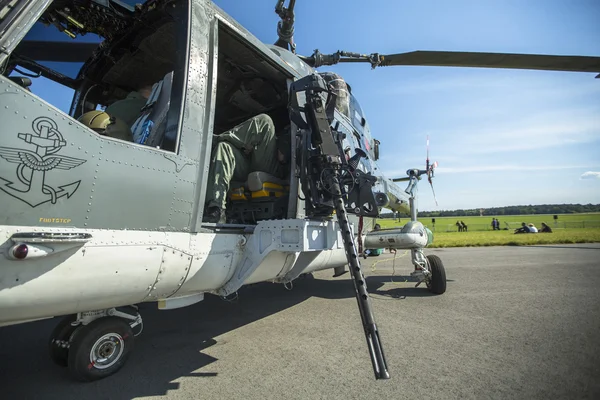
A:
[78, 111, 132, 142]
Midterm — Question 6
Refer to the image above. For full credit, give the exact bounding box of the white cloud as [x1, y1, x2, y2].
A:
[379, 71, 600, 157]
[383, 72, 600, 99]
[438, 164, 592, 174]
[580, 171, 600, 179]
[424, 109, 600, 155]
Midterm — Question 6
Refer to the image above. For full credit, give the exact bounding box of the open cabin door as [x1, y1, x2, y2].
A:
[201, 17, 297, 226]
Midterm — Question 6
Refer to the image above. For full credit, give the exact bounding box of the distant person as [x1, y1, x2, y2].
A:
[528, 223, 538, 233]
[491, 218, 496, 230]
[514, 222, 530, 234]
[540, 222, 553, 233]
[494, 218, 500, 230]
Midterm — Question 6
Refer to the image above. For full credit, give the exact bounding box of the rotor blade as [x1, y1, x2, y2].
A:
[376, 51, 600, 74]
[14, 40, 101, 63]
[429, 182, 438, 207]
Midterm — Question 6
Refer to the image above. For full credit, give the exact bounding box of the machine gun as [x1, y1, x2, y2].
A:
[288, 74, 390, 380]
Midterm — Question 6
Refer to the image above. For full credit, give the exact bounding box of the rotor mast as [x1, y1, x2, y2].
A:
[274, 0, 297, 54]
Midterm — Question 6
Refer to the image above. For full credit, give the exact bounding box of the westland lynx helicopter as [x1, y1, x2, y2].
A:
[1, 0, 599, 383]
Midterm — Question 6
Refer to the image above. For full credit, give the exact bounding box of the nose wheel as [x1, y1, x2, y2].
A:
[425, 254, 446, 295]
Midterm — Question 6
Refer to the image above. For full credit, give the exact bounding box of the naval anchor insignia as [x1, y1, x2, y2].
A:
[0, 117, 86, 207]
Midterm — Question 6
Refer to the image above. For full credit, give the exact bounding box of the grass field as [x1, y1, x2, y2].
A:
[376, 213, 600, 248]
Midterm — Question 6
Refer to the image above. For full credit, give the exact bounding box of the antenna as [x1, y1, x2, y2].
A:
[274, 0, 297, 53]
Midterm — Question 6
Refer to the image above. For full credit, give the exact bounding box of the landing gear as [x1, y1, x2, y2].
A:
[410, 249, 447, 295]
[48, 314, 78, 367]
[47, 307, 142, 382]
[425, 254, 446, 295]
[68, 317, 134, 381]
[399, 166, 447, 295]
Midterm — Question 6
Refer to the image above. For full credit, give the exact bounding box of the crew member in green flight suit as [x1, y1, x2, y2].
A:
[105, 83, 153, 126]
[204, 113, 291, 223]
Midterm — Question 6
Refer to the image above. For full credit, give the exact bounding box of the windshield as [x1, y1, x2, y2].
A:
[21, 22, 102, 79]
[6, 0, 150, 112]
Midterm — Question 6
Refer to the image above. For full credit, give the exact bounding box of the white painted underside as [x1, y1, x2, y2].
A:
[0, 221, 349, 327]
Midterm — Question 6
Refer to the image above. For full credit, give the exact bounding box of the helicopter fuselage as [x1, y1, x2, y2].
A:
[0, 0, 411, 328]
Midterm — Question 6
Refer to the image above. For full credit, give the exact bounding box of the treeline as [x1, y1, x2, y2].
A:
[382, 203, 600, 219]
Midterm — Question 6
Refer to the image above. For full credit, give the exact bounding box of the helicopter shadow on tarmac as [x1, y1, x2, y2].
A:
[0, 271, 438, 399]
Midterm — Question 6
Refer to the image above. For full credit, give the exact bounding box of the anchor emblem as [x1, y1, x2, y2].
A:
[0, 117, 87, 207]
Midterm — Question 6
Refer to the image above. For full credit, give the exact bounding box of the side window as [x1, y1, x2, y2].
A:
[5, 21, 101, 113]
[1, 0, 189, 153]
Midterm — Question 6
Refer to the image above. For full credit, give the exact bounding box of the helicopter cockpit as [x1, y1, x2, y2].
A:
[2, 0, 187, 151]
[317, 72, 381, 174]
[0, 0, 383, 227]
[0, 0, 299, 226]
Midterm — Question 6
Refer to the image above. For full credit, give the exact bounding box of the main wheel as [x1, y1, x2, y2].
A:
[426, 254, 447, 295]
[48, 314, 79, 367]
[67, 316, 134, 382]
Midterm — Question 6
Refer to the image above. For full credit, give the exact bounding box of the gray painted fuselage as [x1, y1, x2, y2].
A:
[0, 0, 409, 231]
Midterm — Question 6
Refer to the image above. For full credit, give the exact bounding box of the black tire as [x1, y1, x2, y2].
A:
[426, 254, 447, 295]
[48, 315, 79, 367]
[67, 317, 134, 382]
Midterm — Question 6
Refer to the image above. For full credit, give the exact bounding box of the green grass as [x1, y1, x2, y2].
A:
[376, 213, 600, 248]
[423, 228, 600, 248]
[379, 212, 600, 232]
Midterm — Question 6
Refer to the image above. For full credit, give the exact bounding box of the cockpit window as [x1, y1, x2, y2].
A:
[20, 22, 102, 80]
[318, 72, 351, 118]
[2, 0, 189, 152]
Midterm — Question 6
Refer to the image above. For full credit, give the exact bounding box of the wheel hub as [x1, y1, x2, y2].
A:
[90, 333, 124, 369]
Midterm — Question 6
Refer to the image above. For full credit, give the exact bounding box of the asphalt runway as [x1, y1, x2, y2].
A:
[1, 244, 599, 400]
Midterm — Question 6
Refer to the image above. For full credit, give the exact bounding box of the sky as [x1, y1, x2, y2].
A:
[17, 0, 600, 212]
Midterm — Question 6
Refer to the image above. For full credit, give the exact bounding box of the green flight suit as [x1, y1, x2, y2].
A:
[205, 114, 283, 210]
[105, 91, 148, 126]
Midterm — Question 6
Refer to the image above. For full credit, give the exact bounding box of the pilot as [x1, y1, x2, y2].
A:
[203, 114, 292, 224]
[104, 82, 154, 127]
[77, 110, 133, 142]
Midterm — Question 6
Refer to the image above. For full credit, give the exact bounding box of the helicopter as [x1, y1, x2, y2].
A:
[1, 0, 599, 383]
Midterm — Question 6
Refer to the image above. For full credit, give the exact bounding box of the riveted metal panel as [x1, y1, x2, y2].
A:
[177, 231, 241, 295]
[0, 77, 197, 231]
[144, 246, 193, 301]
[185, 0, 218, 230]
[0, 226, 164, 324]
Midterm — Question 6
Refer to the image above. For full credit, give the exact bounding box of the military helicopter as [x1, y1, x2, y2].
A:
[0, 0, 599, 383]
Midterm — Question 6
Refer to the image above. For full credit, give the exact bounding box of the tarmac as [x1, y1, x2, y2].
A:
[1, 244, 599, 400]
